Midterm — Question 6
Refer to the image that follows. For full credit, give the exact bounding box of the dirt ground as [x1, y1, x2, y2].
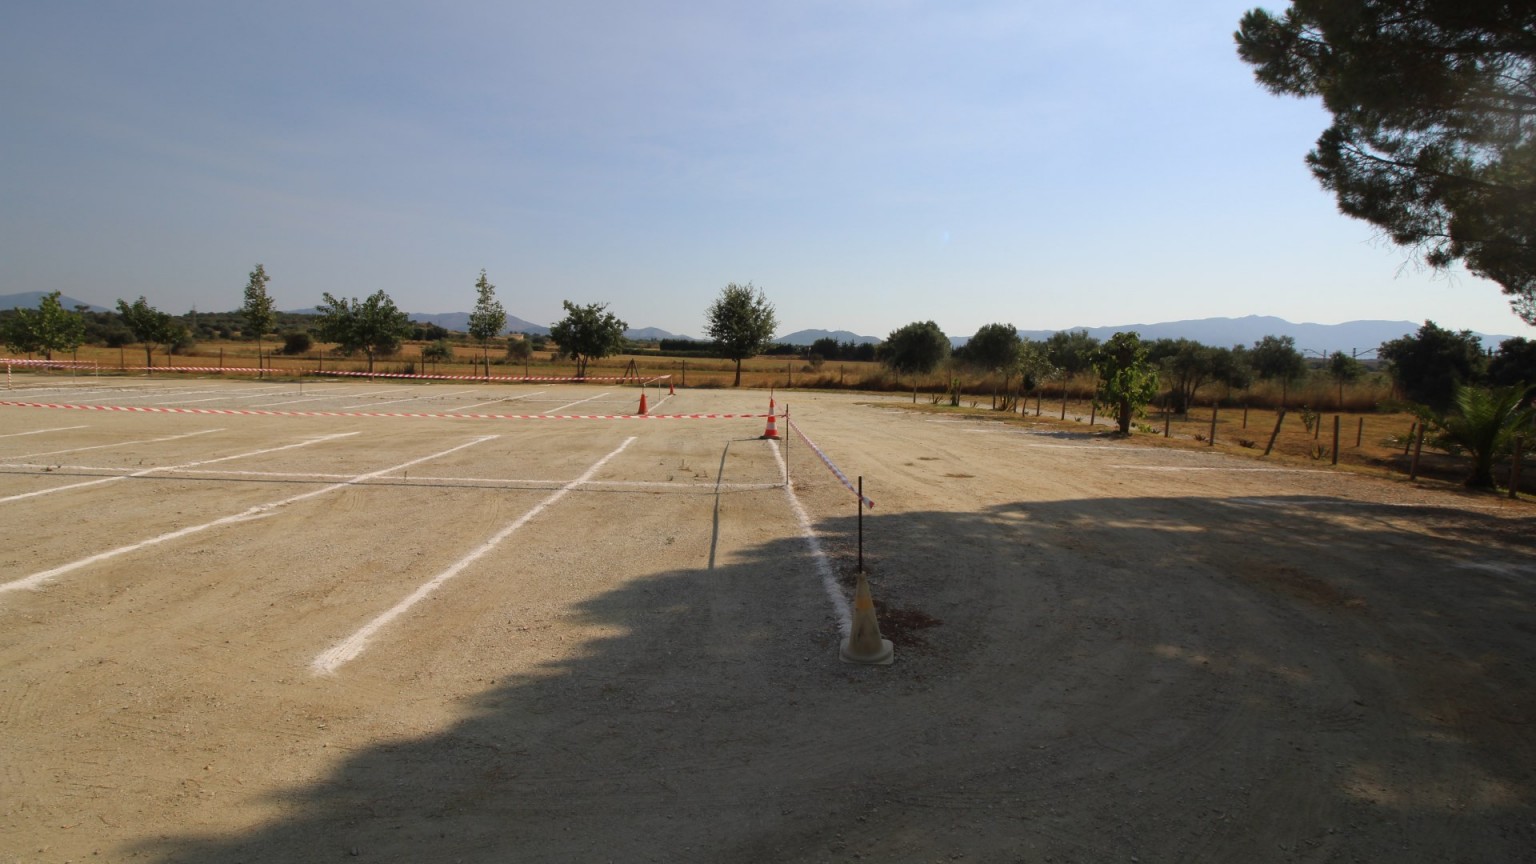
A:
[1, 376, 1533, 863]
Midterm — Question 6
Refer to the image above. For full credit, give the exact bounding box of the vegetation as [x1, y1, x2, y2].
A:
[880, 321, 950, 403]
[467, 269, 506, 375]
[1424, 383, 1534, 488]
[241, 264, 276, 365]
[1250, 335, 1307, 407]
[962, 322, 1022, 409]
[1378, 321, 1485, 412]
[1092, 332, 1160, 434]
[116, 296, 178, 372]
[1237, 0, 1536, 323]
[2, 290, 85, 359]
[705, 283, 778, 386]
[549, 300, 627, 378]
[314, 290, 412, 372]
[1328, 351, 1365, 408]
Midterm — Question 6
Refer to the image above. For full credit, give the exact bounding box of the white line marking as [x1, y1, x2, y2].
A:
[0, 433, 359, 504]
[458, 391, 545, 410]
[0, 425, 88, 439]
[311, 436, 638, 675]
[333, 389, 478, 410]
[0, 436, 499, 596]
[250, 387, 387, 407]
[10, 428, 223, 460]
[770, 441, 852, 636]
[1108, 465, 1321, 473]
[550, 392, 612, 412]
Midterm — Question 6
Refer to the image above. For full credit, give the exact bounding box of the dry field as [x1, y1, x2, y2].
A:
[1, 374, 1533, 863]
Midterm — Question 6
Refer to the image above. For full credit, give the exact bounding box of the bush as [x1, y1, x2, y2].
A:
[421, 339, 454, 362]
[282, 332, 313, 355]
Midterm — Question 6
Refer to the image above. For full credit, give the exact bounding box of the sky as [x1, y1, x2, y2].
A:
[3, 1, 1532, 341]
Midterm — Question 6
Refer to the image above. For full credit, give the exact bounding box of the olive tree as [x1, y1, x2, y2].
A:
[549, 300, 627, 379]
[705, 283, 777, 387]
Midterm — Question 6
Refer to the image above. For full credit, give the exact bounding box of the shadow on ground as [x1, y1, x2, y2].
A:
[135, 495, 1536, 863]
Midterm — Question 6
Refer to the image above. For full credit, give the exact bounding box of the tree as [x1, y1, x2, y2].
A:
[1211, 345, 1255, 401]
[1425, 383, 1534, 488]
[705, 283, 778, 386]
[1236, 1, 1536, 323]
[2, 291, 85, 360]
[880, 321, 950, 403]
[549, 300, 627, 378]
[241, 264, 275, 372]
[809, 337, 843, 362]
[1046, 329, 1100, 418]
[1377, 320, 1485, 411]
[116, 296, 176, 373]
[1147, 338, 1217, 414]
[467, 269, 507, 376]
[1092, 332, 1160, 435]
[1487, 337, 1536, 389]
[1015, 339, 1056, 415]
[1328, 351, 1365, 407]
[965, 323, 1022, 409]
[1250, 335, 1308, 407]
[314, 290, 412, 372]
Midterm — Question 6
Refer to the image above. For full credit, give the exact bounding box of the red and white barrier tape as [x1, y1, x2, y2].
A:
[3, 359, 672, 385]
[786, 417, 873, 508]
[0, 400, 760, 421]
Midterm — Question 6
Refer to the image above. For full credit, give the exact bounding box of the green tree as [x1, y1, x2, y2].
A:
[1046, 329, 1100, 418]
[2, 291, 85, 360]
[1488, 337, 1536, 389]
[1092, 332, 1160, 435]
[1147, 338, 1217, 414]
[116, 296, 176, 373]
[549, 300, 628, 378]
[1378, 321, 1485, 412]
[880, 320, 950, 403]
[314, 290, 412, 372]
[1236, 1, 1536, 323]
[1015, 339, 1056, 414]
[1425, 383, 1534, 488]
[1328, 351, 1365, 408]
[467, 269, 507, 375]
[1250, 335, 1308, 407]
[965, 322, 1022, 409]
[705, 283, 778, 387]
[1211, 344, 1255, 401]
[241, 264, 276, 371]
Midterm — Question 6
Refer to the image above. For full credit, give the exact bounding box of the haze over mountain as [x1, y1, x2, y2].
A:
[0, 294, 1520, 356]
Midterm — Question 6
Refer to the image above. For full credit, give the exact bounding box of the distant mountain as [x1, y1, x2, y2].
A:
[404, 312, 685, 341]
[775, 329, 880, 346]
[0, 292, 110, 312]
[1013, 315, 1520, 357]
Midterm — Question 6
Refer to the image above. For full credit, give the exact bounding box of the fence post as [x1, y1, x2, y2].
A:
[1208, 404, 1218, 446]
[1264, 408, 1287, 456]
[1403, 422, 1416, 455]
[1409, 424, 1426, 480]
[1332, 415, 1340, 465]
[1356, 416, 1364, 448]
[1511, 436, 1524, 499]
[858, 476, 864, 572]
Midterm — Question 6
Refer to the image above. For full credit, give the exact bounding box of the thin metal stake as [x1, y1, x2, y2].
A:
[858, 476, 865, 573]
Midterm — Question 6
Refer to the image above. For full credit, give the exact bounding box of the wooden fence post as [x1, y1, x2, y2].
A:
[1332, 415, 1340, 465]
[1403, 422, 1416, 455]
[1409, 424, 1426, 480]
[1511, 436, 1524, 499]
[1356, 416, 1364, 448]
[1264, 408, 1286, 456]
[1208, 405, 1218, 446]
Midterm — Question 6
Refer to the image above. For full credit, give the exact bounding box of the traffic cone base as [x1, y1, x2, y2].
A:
[637, 393, 648, 415]
[668, 378, 675, 395]
[840, 571, 894, 665]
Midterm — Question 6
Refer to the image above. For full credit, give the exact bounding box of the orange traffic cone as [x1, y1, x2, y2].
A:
[840, 570, 894, 665]
[638, 392, 648, 415]
[668, 377, 675, 395]
[761, 397, 780, 439]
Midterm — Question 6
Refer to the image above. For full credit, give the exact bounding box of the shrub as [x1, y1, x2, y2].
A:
[282, 332, 313, 355]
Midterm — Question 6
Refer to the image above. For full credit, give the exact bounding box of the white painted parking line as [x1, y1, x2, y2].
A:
[458, 391, 545, 410]
[10, 428, 223, 460]
[0, 436, 499, 596]
[333, 388, 478, 410]
[311, 436, 637, 674]
[0, 425, 88, 439]
[0, 432, 359, 504]
[250, 387, 395, 407]
[771, 441, 852, 636]
[550, 392, 612, 412]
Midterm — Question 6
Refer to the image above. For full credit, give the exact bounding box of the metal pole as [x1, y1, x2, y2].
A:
[783, 404, 790, 487]
[858, 476, 864, 572]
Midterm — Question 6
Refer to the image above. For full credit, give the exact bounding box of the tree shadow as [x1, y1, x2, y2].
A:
[133, 495, 1536, 863]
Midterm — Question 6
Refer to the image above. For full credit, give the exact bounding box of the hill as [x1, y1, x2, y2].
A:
[0, 292, 110, 313]
[774, 329, 880, 346]
[1013, 315, 1519, 357]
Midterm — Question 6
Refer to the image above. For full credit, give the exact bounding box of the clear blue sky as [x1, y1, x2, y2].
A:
[3, 1, 1532, 340]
